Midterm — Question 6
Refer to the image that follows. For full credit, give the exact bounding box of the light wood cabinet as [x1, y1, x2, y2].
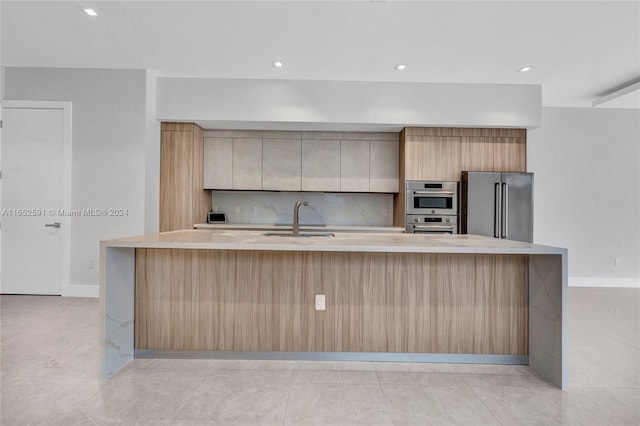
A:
[233, 138, 262, 190]
[262, 139, 301, 191]
[402, 127, 526, 181]
[203, 137, 232, 189]
[340, 140, 370, 192]
[160, 123, 211, 232]
[136, 248, 528, 355]
[370, 140, 399, 193]
[302, 139, 341, 191]
[393, 127, 527, 227]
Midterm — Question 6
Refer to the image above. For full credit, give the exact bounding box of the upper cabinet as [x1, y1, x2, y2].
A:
[233, 138, 262, 190]
[203, 130, 399, 193]
[204, 137, 262, 190]
[340, 140, 370, 192]
[302, 139, 341, 191]
[401, 127, 526, 181]
[263, 139, 301, 191]
[203, 137, 233, 189]
[370, 140, 399, 193]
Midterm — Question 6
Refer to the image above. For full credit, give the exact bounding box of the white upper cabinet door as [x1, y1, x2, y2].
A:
[370, 140, 399, 193]
[262, 139, 301, 191]
[302, 139, 341, 191]
[340, 140, 370, 192]
[232, 138, 262, 190]
[203, 137, 233, 189]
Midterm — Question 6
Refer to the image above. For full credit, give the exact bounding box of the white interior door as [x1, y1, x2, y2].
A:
[1, 102, 71, 295]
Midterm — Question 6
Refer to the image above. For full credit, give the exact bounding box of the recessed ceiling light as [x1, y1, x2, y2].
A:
[273, 61, 283, 68]
[395, 64, 407, 71]
[83, 8, 98, 17]
[518, 66, 533, 72]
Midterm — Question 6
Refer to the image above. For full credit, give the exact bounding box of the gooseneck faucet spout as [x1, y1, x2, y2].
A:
[292, 201, 309, 236]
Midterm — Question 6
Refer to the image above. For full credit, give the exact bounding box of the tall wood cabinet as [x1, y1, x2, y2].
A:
[160, 122, 211, 232]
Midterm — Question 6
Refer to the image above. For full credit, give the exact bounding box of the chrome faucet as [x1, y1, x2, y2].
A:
[292, 201, 309, 236]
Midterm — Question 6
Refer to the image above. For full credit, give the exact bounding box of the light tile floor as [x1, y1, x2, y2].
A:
[0, 287, 638, 425]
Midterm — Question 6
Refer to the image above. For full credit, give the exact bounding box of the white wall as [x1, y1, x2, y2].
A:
[144, 70, 160, 234]
[0, 2, 3, 286]
[0, 0, 3, 283]
[528, 107, 640, 287]
[157, 78, 542, 130]
[4, 67, 148, 296]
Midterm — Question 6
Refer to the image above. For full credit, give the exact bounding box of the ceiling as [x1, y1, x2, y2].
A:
[2, 1, 639, 108]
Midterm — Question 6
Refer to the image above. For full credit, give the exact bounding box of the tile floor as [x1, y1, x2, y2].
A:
[0, 287, 638, 425]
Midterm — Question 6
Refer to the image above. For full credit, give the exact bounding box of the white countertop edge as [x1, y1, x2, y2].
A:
[102, 243, 565, 255]
[193, 223, 405, 232]
[101, 231, 566, 256]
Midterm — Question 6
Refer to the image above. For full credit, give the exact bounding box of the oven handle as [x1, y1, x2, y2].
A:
[412, 190, 455, 195]
[412, 225, 457, 230]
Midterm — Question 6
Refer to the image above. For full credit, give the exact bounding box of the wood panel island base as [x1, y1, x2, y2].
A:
[101, 231, 567, 389]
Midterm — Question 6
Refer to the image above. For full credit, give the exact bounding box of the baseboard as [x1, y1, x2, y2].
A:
[569, 277, 640, 288]
[62, 284, 99, 298]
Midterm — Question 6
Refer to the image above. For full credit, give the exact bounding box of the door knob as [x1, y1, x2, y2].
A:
[45, 222, 61, 228]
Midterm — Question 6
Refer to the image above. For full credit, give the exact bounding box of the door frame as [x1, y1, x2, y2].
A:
[1, 100, 72, 296]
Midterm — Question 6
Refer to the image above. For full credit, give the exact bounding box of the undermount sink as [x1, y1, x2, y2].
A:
[263, 232, 335, 238]
[273, 223, 327, 227]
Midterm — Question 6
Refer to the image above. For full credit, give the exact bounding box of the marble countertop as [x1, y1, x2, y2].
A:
[193, 223, 405, 233]
[102, 230, 566, 255]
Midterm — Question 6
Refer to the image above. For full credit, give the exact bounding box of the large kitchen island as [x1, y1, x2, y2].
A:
[100, 230, 567, 389]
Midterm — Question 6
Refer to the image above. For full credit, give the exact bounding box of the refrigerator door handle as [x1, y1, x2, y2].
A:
[502, 182, 509, 239]
[494, 183, 501, 238]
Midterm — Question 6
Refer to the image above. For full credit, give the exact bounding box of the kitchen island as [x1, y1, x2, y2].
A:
[100, 230, 567, 389]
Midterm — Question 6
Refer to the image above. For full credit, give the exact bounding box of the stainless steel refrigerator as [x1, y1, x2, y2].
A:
[460, 171, 533, 243]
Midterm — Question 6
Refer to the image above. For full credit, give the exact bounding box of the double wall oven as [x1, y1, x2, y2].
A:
[405, 181, 458, 234]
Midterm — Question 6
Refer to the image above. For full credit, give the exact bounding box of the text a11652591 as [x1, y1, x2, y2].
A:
[1, 208, 129, 217]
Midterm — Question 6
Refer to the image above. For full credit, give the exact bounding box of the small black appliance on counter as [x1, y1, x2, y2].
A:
[207, 212, 226, 223]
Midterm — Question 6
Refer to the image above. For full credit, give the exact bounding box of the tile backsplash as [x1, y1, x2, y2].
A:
[211, 191, 393, 226]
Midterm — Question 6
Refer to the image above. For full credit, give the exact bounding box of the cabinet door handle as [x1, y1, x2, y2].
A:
[494, 183, 501, 238]
[502, 183, 509, 239]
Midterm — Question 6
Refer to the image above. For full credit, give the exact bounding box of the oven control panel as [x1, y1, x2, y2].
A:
[406, 215, 458, 234]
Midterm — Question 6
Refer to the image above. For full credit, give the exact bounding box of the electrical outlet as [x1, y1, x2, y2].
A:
[315, 294, 326, 311]
[88, 259, 95, 270]
[234, 206, 240, 213]
[614, 258, 622, 266]
[383, 208, 388, 216]
[252, 206, 258, 214]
